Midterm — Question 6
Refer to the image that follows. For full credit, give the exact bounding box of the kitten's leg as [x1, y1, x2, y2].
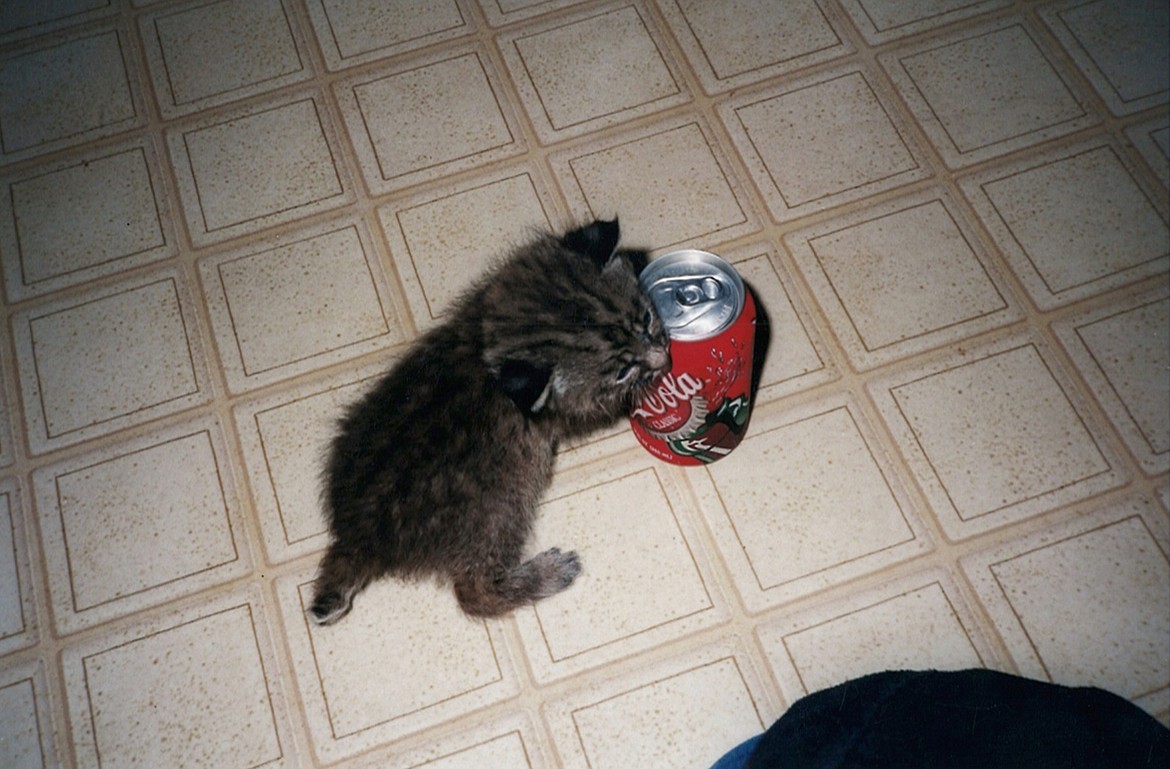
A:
[453, 548, 581, 617]
[308, 545, 373, 626]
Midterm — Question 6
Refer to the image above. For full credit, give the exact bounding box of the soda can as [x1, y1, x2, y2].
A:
[630, 250, 757, 465]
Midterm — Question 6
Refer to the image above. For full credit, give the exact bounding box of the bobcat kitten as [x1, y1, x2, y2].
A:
[309, 219, 671, 624]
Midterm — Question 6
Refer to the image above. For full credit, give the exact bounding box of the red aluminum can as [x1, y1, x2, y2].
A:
[630, 250, 756, 465]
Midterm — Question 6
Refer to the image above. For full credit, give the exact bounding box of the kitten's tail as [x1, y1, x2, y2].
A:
[308, 546, 370, 626]
[453, 548, 581, 617]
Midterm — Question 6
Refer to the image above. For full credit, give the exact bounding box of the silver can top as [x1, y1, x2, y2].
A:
[640, 249, 744, 341]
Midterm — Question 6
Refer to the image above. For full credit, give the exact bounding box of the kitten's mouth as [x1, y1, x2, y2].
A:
[646, 346, 671, 375]
[636, 354, 671, 389]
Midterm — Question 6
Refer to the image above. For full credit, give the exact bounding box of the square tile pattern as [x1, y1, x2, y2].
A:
[0, 137, 175, 301]
[784, 188, 1019, 369]
[1039, 0, 1169, 116]
[199, 217, 404, 392]
[881, 20, 1097, 167]
[303, 0, 475, 71]
[11, 270, 211, 454]
[718, 65, 929, 222]
[138, 0, 311, 118]
[658, 0, 852, 94]
[1, 2, 1166, 767]
[870, 332, 1126, 540]
[958, 139, 1168, 310]
[758, 570, 999, 701]
[1053, 287, 1170, 475]
[0, 26, 143, 164]
[167, 91, 351, 245]
[32, 417, 249, 634]
[496, 2, 689, 143]
[335, 45, 524, 194]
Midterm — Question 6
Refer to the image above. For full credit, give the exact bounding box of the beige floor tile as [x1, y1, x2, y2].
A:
[350, 712, 551, 769]
[62, 587, 296, 769]
[513, 452, 727, 683]
[31, 417, 250, 635]
[881, 19, 1096, 168]
[544, 639, 779, 769]
[0, 25, 142, 164]
[963, 496, 1170, 715]
[722, 243, 837, 403]
[276, 571, 519, 762]
[232, 361, 386, 564]
[378, 165, 566, 331]
[658, 0, 851, 94]
[167, 91, 351, 245]
[1126, 115, 1169, 187]
[784, 189, 1020, 370]
[0, 357, 12, 469]
[0, 478, 35, 656]
[718, 64, 930, 223]
[0, 659, 59, 769]
[199, 217, 404, 393]
[313, 0, 475, 73]
[549, 115, 759, 252]
[0, 0, 116, 44]
[11, 270, 211, 454]
[304, 0, 474, 71]
[870, 332, 1127, 540]
[335, 45, 525, 195]
[477, 0, 597, 27]
[690, 394, 931, 613]
[1040, 0, 1168, 116]
[0, 137, 175, 302]
[757, 570, 998, 702]
[958, 139, 1168, 310]
[837, 0, 1010, 44]
[139, 0, 311, 118]
[1053, 287, 1169, 475]
[496, 2, 688, 143]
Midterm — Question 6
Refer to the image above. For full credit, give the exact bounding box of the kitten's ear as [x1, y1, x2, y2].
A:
[496, 359, 555, 414]
[618, 248, 650, 275]
[561, 218, 621, 268]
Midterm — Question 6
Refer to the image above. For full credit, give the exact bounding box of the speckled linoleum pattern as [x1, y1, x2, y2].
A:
[0, 1, 1167, 767]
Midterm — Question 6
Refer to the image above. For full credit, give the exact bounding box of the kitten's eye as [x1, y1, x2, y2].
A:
[616, 363, 638, 383]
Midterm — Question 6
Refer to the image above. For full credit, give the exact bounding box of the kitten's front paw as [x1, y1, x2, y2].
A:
[537, 547, 581, 592]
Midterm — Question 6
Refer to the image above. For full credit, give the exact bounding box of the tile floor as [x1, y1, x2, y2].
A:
[0, 1, 1167, 767]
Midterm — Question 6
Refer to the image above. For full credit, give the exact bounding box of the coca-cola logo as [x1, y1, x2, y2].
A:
[631, 372, 702, 420]
[632, 372, 710, 439]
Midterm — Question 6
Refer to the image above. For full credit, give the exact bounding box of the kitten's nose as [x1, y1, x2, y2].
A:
[646, 345, 671, 373]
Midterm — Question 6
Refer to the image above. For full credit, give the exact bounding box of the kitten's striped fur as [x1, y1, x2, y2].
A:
[309, 219, 670, 624]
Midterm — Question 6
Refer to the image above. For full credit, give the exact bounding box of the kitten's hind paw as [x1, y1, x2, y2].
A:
[532, 547, 581, 594]
[308, 590, 353, 626]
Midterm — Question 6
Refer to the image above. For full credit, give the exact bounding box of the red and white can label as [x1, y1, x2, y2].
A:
[631, 284, 756, 466]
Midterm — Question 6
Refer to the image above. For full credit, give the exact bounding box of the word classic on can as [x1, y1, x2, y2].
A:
[630, 250, 757, 465]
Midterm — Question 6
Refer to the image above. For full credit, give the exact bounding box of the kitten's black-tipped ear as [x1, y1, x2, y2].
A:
[496, 359, 554, 414]
[561, 218, 621, 268]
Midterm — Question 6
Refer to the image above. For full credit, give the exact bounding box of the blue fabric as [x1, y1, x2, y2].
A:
[742, 669, 1169, 769]
[709, 735, 762, 769]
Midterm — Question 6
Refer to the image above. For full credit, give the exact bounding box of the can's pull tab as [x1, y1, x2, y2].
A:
[677, 277, 723, 305]
[650, 274, 729, 333]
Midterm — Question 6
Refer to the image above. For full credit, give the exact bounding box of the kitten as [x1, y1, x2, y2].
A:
[309, 219, 671, 624]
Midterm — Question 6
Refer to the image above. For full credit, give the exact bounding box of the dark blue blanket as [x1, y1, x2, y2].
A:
[725, 669, 1168, 768]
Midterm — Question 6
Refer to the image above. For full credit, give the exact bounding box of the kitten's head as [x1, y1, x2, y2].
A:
[481, 218, 671, 432]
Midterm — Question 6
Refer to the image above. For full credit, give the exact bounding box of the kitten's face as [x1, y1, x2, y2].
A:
[550, 254, 670, 418]
[482, 220, 671, 428]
